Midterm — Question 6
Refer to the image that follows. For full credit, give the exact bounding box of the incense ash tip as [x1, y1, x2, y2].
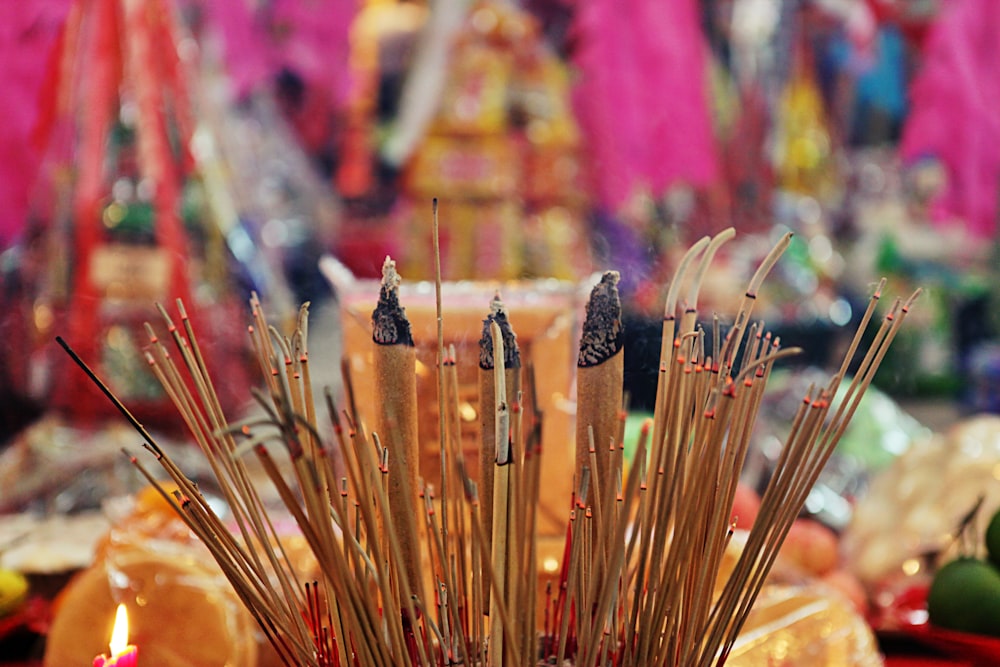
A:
[380, 256, 401, 291]
[479, 295, 520, 370]
[372, 256, 413, 346]
[578, 271, 623, 367]
[490, 291, 505, 317]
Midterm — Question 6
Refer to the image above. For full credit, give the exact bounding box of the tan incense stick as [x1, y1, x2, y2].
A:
[575, 271, 625, 493]
[371, 256, 426, 607]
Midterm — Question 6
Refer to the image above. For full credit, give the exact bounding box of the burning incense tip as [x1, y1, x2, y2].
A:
[478, 294, 520, 370]
[577, 271, 623, 368]
[372, 256, 414, 346]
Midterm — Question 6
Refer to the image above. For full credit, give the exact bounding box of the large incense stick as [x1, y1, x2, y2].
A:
[575, 271, 624, 494]
[478, 293, 521, 608]
[371, 256, 425, 606]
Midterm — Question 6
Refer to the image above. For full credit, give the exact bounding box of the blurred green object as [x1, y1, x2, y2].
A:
[928, 557, 1000, 637]
[622, 412, 652, 465]
[874, 233, 994, 399]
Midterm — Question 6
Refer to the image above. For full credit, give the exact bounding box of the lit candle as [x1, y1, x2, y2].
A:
[93, 603, 138, 667]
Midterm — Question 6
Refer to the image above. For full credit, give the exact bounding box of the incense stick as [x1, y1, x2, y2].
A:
[478, 293, 521, 609]
[371, 256, 426, 607]
[575, 271, 624, 494]
[60, 227, 916, 667]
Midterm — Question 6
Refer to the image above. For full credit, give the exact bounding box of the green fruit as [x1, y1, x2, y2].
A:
[986, 508, 1000, 568]
[0, 569, 28, 617]
[928, 557, 1000, 637]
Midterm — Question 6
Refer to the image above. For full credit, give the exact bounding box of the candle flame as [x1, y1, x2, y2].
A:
[109, 604, 129, 655]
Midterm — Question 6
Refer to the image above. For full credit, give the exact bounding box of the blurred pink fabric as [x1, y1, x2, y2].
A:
[0, 1, 69, 250]
[570, 0, 718, 213]
[900, 0, 1000, 240]
[201, 0, 355, 106]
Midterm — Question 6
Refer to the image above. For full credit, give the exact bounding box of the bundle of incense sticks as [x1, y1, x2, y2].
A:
[59, 225, 917, 667]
